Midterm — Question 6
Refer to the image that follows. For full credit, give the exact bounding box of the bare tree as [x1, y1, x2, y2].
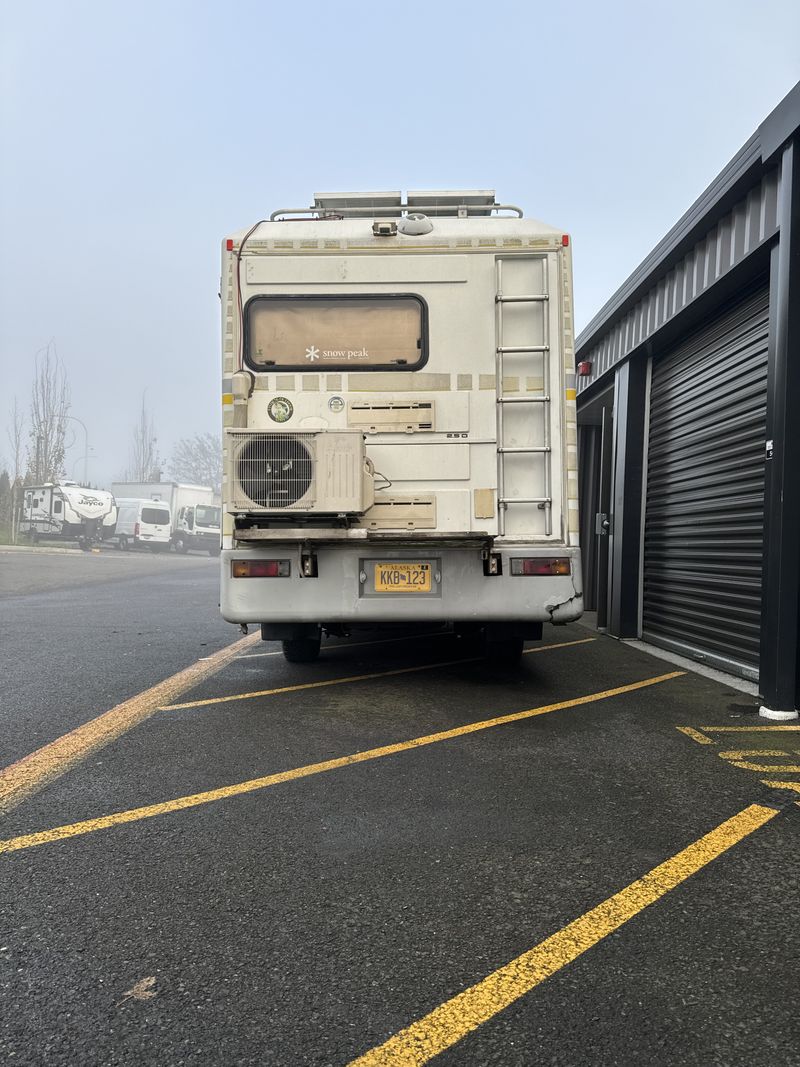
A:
[169, 433, 221, 492]
[6, 397, 25, 486]
[26, 342, 70, 483]
[126, 395, 162, 481]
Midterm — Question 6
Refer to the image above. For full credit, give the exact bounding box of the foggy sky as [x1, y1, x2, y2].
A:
[1, 0, 798, 488]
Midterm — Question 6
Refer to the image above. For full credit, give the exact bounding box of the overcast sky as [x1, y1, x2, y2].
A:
[1, 0, 798, 488]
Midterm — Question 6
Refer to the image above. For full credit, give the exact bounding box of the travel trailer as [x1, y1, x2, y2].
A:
[113, 498, 171, 552]
[111, 482, 220, 554]
[20, 482, 116, 549]
[220, 190, 582, 663]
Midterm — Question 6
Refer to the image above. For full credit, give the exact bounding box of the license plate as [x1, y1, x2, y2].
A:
[374, 562, 431, 593]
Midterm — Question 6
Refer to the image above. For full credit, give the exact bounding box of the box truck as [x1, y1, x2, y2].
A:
[219, 190, 582, 663]
[111, 481, 220, 554]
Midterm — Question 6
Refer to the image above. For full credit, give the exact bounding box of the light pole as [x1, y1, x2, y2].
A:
[63, 415, 89, 484]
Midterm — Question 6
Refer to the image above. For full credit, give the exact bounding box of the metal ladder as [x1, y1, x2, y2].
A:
[495, 255, 552, 536]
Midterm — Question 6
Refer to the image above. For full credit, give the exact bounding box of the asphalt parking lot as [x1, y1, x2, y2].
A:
[1, 550, 799, 1065]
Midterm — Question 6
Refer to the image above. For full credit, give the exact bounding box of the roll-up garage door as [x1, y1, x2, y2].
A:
[643, 285, 769, 677]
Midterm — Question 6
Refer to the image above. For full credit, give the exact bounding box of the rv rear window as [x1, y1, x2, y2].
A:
[244, 294, 428, 371]
[142, 507, 169, 525]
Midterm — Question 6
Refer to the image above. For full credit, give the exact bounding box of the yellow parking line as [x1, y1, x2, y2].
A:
[0, 630, 262, 817]
[0, 670, 683, 855]
[700, 725, 800, 732]
[761, 780, 800, 793]
[162, 638, 597, 711]
[676, 726, 715, 745]
[348, 802, 777, 1066]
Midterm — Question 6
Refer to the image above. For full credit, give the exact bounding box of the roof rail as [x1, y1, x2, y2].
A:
[269, 190, 523, 221]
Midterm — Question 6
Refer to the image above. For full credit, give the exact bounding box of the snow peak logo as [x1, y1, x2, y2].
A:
[305, 346, 370, 362]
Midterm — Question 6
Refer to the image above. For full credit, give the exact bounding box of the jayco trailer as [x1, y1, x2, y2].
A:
[20, 482, 117, 548]
[220, 190, 582, 662]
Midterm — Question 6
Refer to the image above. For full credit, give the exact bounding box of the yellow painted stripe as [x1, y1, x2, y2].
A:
[0, 670, 683, 855]
[162, 638, 597, 711]
[0, 631, 262, 816]
[726, 756, 800, 773]
[565, 388, 577, 401]
[222, 393, 234, 405]
[676, 726, 714, 745]
[348, 803, 777, 1067]
[700, 725, 800, 732]
[761, 780, 800, 793]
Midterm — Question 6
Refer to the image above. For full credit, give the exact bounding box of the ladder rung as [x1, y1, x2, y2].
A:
[497, 345, 549, 354]
[499, 497, 551, 505]
[497, 395, 550, 404]
[498, 446, 551, 454]
[496, 294, 548, 304]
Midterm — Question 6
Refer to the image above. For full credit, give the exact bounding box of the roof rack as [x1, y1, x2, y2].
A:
[269, 190, 523, 221]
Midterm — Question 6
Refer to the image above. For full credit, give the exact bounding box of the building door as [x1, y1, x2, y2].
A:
[642, 285, 769, 679]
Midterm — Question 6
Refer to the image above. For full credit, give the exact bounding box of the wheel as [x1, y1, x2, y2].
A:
[174, 537, 189, 554]
[483, 636, 524, 666]
[282, 636, 321, 663]
[118, 535, 129, 552]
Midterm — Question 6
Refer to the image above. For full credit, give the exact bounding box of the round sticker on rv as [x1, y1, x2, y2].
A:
[267, 396, 293, 423]
[328, 396, 345, 413]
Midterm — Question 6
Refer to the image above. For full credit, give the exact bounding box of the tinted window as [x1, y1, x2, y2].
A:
[244, 294, 427, 371]
[141, 507, 169, 525]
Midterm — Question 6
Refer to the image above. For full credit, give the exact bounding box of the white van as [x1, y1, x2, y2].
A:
[114, 498, 172, 552]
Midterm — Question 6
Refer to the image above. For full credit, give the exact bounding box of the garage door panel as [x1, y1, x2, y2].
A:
[642, 285, 768, 674]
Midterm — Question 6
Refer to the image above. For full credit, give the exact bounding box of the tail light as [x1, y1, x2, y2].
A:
[134, 522, 140, 536]
[511, 557, 571, 576]
[231, 559, 290, 578]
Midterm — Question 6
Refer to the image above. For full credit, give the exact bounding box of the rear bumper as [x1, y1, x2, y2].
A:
[220, 544, 583, 625]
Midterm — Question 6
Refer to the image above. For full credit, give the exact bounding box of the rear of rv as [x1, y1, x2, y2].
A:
[220, 191, 582, 661]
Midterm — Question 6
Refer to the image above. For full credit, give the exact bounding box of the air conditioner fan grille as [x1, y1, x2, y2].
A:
[236, 433, 314, 508]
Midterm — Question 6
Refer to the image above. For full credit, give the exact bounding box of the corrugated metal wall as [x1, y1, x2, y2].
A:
[642, 285, 769, 676]
[577, 172, 778, 394]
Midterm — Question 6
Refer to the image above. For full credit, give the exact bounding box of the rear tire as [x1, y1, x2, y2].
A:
[174, 538, 189, 554]
[118, 535, 129, 552]
[282, 636, 321, 664]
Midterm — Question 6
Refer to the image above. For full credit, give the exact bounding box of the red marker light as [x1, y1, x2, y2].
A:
[562, 234, 570, 246]
[226, 238, 234, 251]
[577, 361, 592, 376]
[511, 558, 571, 576]
[231, 559, 290, 578]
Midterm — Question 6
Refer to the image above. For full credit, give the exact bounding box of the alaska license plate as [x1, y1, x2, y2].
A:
[374, 562, 432, 593]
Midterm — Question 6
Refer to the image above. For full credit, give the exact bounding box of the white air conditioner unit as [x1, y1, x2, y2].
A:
[224, 429, 374, 514]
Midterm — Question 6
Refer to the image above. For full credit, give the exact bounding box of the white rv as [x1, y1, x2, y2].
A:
[111, 482, 220, 554]
[20, 482, 117, 549]
[220, 190, 582, 663]
[113, 498, 172, 552]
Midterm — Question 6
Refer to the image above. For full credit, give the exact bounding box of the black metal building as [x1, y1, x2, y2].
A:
[576, 81, 800, 718]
